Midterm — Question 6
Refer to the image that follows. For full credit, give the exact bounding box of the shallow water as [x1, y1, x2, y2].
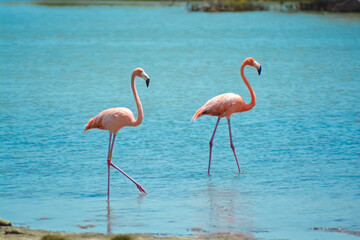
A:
[1, 2, 360, 240]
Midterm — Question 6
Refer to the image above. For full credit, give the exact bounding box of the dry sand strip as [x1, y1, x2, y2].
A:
[0, 219, 257, 240]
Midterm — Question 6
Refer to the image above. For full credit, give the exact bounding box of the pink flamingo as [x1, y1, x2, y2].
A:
[84, 68, 149, 198]
[191, 57, 261, 175]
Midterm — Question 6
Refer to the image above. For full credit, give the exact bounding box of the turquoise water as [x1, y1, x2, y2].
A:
[1, 2, 360, 240]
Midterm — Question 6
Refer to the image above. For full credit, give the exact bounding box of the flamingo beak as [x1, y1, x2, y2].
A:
[141, 72, 150, 87]
[253, 61, 261, 76]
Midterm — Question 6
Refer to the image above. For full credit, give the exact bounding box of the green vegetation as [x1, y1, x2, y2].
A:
[0, 218, 12, 226]
[189, 0, 267, 11]
[30, 0, 360, 11]
[33, 0, 176, 7]
[297, 0, 360, 11]
[189, 0, 360, 12]
[111, 235, 134, 240]
[41, 234, 68, 240]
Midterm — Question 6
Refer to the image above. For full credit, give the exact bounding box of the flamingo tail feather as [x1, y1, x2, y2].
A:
[191, 107, 207, 122]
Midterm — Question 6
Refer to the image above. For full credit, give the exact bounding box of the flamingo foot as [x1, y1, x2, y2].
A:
[136, 184, 147, 194]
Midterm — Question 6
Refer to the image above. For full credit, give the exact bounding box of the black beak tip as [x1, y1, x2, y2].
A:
[146, 78, 150, 87]
[258, 66, 262, 76]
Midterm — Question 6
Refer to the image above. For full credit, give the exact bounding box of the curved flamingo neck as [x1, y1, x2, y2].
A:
[131, 71, 143, 127]
[241, 62, 256, 112]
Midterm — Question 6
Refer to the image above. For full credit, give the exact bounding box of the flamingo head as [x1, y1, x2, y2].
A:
[245, 57, 262, 76]
[134, 68, 150, 87]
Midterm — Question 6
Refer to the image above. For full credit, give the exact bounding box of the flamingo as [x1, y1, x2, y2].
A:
[191, 57, 261, 175]
[84, 68, 149, 198]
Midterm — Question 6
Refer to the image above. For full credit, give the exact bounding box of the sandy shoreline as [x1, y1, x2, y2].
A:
[0, 219, 257, 240]
[2, 219, 360, 239]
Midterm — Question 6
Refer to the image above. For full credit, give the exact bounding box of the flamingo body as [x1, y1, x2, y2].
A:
[192, 57, 261, 174]
[192, 93, 245, 120]
[84, 68, 150, 198]
[85, 107, 136, 134]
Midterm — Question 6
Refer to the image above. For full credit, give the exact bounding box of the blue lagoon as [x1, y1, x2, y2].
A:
[0, 2, 360, 240]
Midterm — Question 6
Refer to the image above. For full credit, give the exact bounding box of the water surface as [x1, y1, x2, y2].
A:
[1, 3, 360, 240]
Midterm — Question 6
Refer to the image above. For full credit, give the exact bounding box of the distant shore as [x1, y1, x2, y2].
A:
[187, 0, 360, 12]
[3, 0, 360, 12]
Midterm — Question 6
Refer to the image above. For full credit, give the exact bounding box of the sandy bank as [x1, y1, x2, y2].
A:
[0, 219, 257, 240]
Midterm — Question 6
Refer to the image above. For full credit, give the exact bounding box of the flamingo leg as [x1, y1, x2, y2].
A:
[107, 134, 147, 194]
[208, 118, 220, 175]
[109, 161, 147, 194]
[227, 119, 241, 174]
[107, 133, 114, 200]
